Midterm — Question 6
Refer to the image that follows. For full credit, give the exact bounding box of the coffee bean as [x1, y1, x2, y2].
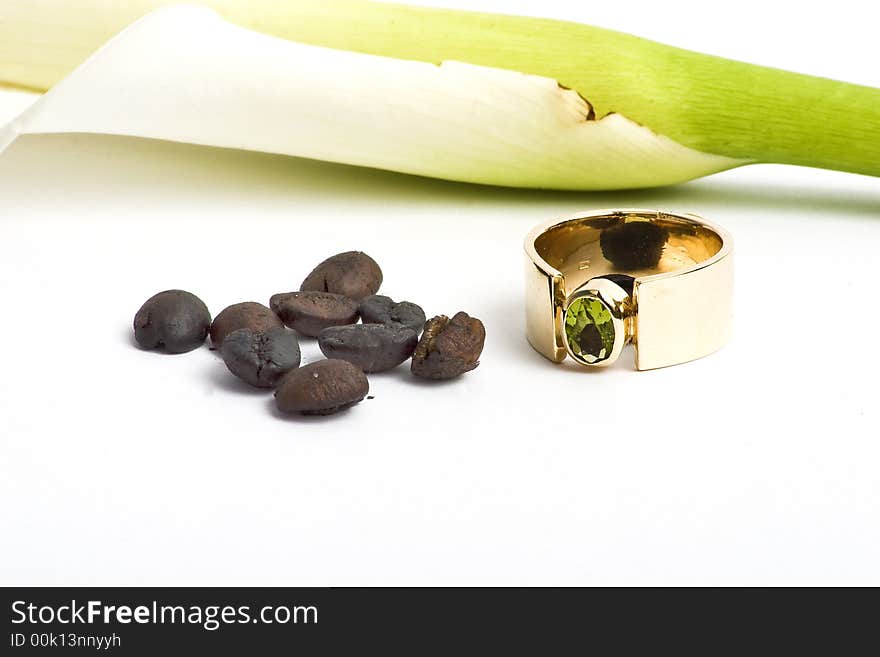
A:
[210, 302, 282, 346]
[220, 327, 301, 388]
[275, 359, 369, 415]
[358, 295, 426, 334]
[300, 251, 382, 301]
[270, 291, 359, 338]
[318, 324, 418, 373]
[133, 289, 211, 354]
[411, 312, 486, 380]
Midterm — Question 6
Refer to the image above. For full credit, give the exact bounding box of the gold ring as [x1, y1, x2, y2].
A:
[524, 209, 733, 370]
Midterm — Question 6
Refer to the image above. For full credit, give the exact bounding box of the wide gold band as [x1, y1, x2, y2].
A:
[524, 209, 733, 370]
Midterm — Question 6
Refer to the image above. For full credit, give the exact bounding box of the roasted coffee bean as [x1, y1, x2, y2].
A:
[275, 359, 369, 415]
[210, 301, 282, 346]
[133, 289, 211, 354]
[358, 295, 426, 334]
[411, 312, 486, 380]
[270, 291, 359, 338]
[318, 324, 418, 373]
[220, 327, 301, 388]
[300, 251, 382, 301]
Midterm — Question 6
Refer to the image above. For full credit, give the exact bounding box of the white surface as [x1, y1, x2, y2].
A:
[1, 0, 879, 586]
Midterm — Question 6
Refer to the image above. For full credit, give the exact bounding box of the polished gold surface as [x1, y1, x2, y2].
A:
[524, 209, 733, 370]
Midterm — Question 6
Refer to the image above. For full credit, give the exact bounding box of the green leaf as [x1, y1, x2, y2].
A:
[2, 0, 878, 183]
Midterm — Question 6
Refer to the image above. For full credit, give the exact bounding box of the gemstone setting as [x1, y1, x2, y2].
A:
[564, 296, 616, 365]
[563, 276, 631, 367]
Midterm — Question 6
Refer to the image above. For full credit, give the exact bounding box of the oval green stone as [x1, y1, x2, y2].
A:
[565, 296, 615, 364]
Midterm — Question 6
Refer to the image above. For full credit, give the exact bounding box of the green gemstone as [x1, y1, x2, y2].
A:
[565, 296, 616, 364]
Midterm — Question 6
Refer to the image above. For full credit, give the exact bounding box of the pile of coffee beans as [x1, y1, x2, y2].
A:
[132, 251, 486, 416]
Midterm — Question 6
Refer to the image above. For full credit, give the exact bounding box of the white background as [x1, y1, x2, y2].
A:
[1, 0, 878, 585]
